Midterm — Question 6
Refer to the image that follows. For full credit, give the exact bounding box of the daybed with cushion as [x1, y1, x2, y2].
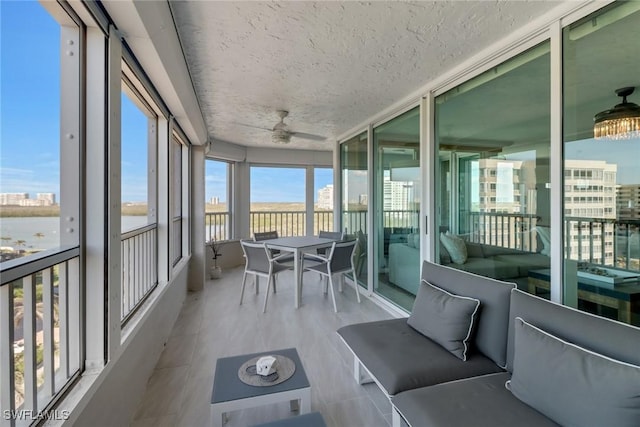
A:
[338, 260, 640, 427]
[392, 288, 640, 427]
[338, 261, 515, 396]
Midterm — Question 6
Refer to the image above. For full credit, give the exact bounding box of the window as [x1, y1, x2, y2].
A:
[249, 166, 305, 237]
[1, 0, 82, 415]
[121, 72, 156, 232]
[119, 66, 159, 323]
[171, 134, 184, 265]
[205, 159, 230, 241]
[314, 168, 334, 234]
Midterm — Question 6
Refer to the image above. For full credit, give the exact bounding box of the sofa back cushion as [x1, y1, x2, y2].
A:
[507, 317, 640, 427]
[507, 289, 640, 372]
[421, 261, 515, 367]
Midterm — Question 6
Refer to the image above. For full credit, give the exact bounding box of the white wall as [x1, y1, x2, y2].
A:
[68, 263, 189, 426]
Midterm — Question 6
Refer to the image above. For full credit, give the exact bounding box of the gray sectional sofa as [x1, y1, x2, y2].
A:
[388, 237, 549, 295]
[337, 261, 640, 427]
[440, 240, 550, 289]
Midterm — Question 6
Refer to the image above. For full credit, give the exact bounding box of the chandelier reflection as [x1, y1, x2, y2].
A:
[593, 87, 640, 140]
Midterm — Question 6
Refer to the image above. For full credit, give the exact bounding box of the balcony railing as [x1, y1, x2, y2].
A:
[0, 247, 81, 423]
[205, 212, 230, 242]
[206, 210, 336, 241]
[466, 212, 539, 251]
[465, 212, 639, 272]
[121, 224, 158, 324]
[565, 216, 640, 271]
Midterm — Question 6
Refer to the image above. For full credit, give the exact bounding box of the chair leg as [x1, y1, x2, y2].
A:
[352, 268, 361, 303]
[323, 276, 328, 295]
[328, 275, 338, 313]
[263, 275, 273, 313]
[338, 274, 344, 293]
[273, 276, 277, 293]
[255, 276, 259, 295]
[240, 271, 248, 305]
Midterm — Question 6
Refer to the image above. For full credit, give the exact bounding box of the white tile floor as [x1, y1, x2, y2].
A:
[130, 266, 395, 427]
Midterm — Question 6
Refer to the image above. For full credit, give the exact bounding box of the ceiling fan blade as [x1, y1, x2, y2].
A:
[290, 131, 327, 141]
[234, 122, 273, 132]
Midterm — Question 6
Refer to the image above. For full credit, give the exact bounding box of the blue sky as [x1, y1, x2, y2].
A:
[0, 1, 149, 203]
[205, 161, 333, 203]
[1, 1, 61, 199]
[1, 1, 331, 205]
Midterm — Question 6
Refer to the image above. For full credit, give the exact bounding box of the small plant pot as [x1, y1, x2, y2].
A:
[210, 266, 222, 279]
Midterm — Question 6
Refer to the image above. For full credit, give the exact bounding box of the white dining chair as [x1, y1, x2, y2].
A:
[239, 239, 290, 313]
[301, 239, 360, 312]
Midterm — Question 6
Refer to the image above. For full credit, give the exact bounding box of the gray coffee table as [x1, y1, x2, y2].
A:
[211, 348, 311, 427]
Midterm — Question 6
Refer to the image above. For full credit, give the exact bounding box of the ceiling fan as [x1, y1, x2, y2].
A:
[241, 110, 326, 144]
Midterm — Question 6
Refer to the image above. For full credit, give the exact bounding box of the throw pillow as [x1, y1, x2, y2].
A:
[408, 280, 480, 361]
[439, 232, 467, 264]
[533, 226, 551, 256]
[507, 317, 640, 427]
[439, 242, 452, 264]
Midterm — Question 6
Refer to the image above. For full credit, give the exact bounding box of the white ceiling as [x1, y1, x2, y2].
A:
[168, 1, 569, 151]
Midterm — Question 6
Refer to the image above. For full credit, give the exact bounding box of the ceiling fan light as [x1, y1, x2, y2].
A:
[272, 129, 290, 144]
[594, 87, 640, 140]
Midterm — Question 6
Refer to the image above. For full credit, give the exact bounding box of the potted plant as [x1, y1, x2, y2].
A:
[207, 238, 222, 279]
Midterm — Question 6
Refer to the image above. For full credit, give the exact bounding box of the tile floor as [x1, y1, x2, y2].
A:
[130, 266, 397, 427]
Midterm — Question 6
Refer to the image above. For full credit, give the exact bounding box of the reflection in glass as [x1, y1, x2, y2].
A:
[436, 42, 551, 295]
[563, 3, 640, 326]
[372, 108, 421, 310]
[341, 132, 368, 287]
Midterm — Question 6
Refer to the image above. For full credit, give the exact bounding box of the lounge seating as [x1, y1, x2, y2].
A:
[338, 261, 640, 427]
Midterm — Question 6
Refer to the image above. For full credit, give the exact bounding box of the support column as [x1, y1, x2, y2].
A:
[189, 145, 205, 291]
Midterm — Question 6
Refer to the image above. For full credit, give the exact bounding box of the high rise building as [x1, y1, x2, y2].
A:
[0, 193, 29, 205]
[317, 185, 333, 209]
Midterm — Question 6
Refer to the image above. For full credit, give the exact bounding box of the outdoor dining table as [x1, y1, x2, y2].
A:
[262, 236, 340, 308]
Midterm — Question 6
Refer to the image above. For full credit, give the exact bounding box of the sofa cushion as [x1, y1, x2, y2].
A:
[440, 232, 467, 264]
[507, 289, 640, 372]
[465, 241, 485, 258]
[491, 253, 549, 277]
[508, 317, 640, 427]
[422, 262, 515, 368]
[337, 318, 504, 395]
[452, 257, 520, 280]
[408, 280, 480, 361]
[392, 372, 559, 427]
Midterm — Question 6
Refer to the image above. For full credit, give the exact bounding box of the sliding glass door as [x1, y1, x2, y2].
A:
[435, 41, 552, 293]
[562, 3, 640, 326]
[341, 132, 369, 287]
[373, 107, 421, 310]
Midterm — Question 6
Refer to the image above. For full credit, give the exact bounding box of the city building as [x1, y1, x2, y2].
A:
[0, 193, 29, 205]
[316, 184, 333, 209]
[617, 184, 640, 221]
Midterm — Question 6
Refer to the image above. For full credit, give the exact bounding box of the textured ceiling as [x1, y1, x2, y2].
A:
[170, 1, 565, 151]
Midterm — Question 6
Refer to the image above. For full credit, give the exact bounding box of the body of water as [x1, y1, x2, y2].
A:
[0, 216, 148, 252]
